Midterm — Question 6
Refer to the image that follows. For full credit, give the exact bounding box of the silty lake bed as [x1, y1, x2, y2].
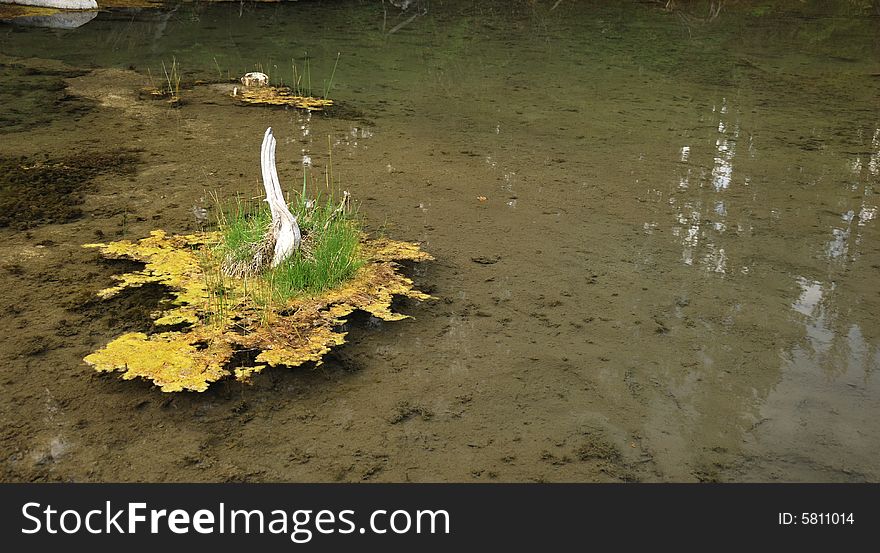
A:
[0, 0, 878, 482]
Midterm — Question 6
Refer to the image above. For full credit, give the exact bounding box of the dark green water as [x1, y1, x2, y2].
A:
[1, 0, 878, 482]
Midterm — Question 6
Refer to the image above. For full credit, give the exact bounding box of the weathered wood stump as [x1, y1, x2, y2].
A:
[261, 127, 301, 267]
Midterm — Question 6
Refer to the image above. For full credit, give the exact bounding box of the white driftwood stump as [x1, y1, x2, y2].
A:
[261, 127, 301, 266]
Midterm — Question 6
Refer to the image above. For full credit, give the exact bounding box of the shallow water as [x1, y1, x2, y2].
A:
[1, 0, 878, 482]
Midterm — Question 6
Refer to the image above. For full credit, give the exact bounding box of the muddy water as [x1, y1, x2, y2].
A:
[1, 0, 878, 482]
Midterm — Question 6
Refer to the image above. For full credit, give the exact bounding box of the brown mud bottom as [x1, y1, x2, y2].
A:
[0, 59, 657, 483]
[0, 151, 140, 230]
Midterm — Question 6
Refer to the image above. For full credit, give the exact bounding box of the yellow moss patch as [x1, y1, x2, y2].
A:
[233, 364, 266, 383]
[236, 86, 334, 111]
[84, 231, 432, 392]
[85, 230, 213, 326]
[362, 236, 435, 263]
[84, 331, 232, 392]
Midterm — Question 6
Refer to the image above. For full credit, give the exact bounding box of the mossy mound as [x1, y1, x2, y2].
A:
[236, 86, 334, 111]
[83, 230, 432, 392]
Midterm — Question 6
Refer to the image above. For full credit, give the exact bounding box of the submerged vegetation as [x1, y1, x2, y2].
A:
[0, 151, 138, 229]
[161, 57, 181, 101]
[145, 57, 182, 105]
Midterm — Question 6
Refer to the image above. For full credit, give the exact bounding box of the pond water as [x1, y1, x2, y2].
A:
[1, 0, 878, 482]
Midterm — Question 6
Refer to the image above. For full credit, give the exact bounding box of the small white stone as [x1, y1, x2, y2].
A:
[240, 72, 270, 87]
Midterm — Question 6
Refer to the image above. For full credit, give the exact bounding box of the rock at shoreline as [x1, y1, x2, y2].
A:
[0, 0, 98, 10]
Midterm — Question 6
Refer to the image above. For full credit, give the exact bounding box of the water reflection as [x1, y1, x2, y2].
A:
[665, 98, 878, 384]
[828, 128, 880, 262]
[641, 84, 878, 476]
[789, 276, 870, 380]
[286, 106, 376, 171]
[799, 125, 879, 378]
[650, 96, 879, 474]
[483, 152, 519, 209]
[661, 0, 725, 25]
[8, 10, 97, 29]
[382, 0, 430, 35]
[791, 276, 839, 369]
[710, 100, 736, 191]
[666, 97, 749, 273]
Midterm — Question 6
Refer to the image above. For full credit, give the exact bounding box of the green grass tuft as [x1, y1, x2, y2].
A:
[214, 188, 363, 303]
[215, 195, 272, 267]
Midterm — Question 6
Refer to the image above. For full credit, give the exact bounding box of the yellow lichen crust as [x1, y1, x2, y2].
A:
[83, 331, 232, 393]
[83, 231, 432, 392]
[236, 87, 334, 111]
[85, 230, 215, 326]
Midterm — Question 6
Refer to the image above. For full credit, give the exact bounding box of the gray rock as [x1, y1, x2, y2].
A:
[0, 0, 98, 9]
[9, 11, 97, 28]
